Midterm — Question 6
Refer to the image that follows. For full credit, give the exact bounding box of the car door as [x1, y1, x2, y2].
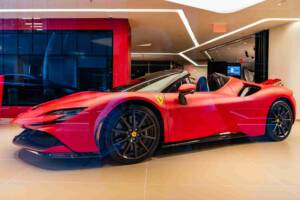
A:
[164, 90, 233, 143]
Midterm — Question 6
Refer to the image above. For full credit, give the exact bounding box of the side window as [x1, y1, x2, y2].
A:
[165, 76, 190, 93]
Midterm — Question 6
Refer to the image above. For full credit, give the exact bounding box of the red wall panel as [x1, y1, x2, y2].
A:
[0, 18, 131, 87]
[0, 75, 3, 107]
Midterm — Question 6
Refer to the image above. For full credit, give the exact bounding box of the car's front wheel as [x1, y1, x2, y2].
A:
[101, 104, 161, 164]
[265, 100, 293, 141]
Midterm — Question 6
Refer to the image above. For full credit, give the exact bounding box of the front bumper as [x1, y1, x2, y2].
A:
[13, 129, 101, 159]
[23, 149, 101, 159]
[13, 129, 64, 151]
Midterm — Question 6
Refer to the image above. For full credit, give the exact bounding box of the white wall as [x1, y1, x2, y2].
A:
[269, 22, 300, 119]
[184, 64, 208, 80]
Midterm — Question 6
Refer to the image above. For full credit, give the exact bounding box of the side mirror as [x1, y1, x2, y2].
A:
[178, 84, 196, 105]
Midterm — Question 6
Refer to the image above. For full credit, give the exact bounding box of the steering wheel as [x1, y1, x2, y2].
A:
[208, 73, 223, 91]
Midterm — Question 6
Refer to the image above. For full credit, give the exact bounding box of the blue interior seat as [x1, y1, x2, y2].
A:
[196, 76, 209, 92]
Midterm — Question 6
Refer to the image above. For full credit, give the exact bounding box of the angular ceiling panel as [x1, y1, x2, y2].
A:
[165, 0, 266, 13]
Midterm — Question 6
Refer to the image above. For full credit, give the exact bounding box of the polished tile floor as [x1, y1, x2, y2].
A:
[0, 122, 300, 200]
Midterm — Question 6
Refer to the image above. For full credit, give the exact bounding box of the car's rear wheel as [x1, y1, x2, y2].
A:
[266, 100, 293, 141]
[101, 104, 161, 164]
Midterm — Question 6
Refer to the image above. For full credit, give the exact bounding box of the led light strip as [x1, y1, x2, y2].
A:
[0, 8, 179, 13]
[198, 64, 208, 67]
[179, 52, 199, 66]
[177, 10, 199, 46]
[0, 8, 199, 65]
[204, 51, 212, 61]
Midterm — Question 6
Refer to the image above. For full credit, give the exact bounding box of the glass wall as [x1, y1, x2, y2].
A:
[0, 29, 113, 106]
[204, 36, 255, 81]
[131, 61, 182, 79]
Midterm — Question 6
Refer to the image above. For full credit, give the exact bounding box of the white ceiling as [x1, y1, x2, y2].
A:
[0, 0, 299, 64]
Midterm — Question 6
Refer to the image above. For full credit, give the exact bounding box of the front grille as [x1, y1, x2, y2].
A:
[13, 129, 63, 150]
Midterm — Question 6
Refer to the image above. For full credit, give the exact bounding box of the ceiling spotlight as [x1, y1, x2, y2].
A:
[277, 0, 286, 6]
[137, 43, 152, 47]
[165, 0, 266, 13]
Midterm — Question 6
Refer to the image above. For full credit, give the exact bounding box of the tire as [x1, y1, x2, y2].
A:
[100, 104, 161, 164]
[265, 100, 293, 141]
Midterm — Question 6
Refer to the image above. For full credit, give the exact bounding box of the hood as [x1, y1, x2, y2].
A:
[13, 90, 161, 126]
[33, 91, 111, 110]
[13, 91, 113, 125]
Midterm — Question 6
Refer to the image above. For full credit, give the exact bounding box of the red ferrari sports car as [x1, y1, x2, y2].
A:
[13, 70, 296, 164]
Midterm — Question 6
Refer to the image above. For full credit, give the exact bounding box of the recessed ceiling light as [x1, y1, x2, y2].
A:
[137, 43, 152, 47]
[165, 0, 266, 13]
[277, 0, 286, 6]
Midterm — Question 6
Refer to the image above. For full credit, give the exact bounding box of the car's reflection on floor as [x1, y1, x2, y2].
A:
[17, 137, 254, 170]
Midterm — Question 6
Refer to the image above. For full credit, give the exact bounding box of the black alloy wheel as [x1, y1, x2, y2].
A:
[266, 100, 293, 141]
[101, 104, 160, 164]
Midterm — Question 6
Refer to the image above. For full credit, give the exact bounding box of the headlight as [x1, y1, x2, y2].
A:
[46, 108, 86, 122]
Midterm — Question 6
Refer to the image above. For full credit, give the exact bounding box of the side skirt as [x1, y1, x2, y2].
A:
[162, 133, 247, 148]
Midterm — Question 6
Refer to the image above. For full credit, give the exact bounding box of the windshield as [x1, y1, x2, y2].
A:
[112, 70, 183, 92]
[112, 71, 185, 92]
[126, 74, 181, 92]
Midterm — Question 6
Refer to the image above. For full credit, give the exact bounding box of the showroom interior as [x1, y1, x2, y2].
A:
[1, 0, 300, 199]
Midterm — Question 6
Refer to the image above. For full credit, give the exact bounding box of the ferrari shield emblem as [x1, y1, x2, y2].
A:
[156, 95, 164, 105]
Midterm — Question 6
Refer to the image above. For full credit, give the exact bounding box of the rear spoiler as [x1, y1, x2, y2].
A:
[261, 79, 282, 86]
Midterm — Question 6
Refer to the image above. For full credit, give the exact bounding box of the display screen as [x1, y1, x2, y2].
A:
[227, 65, 241, 76]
